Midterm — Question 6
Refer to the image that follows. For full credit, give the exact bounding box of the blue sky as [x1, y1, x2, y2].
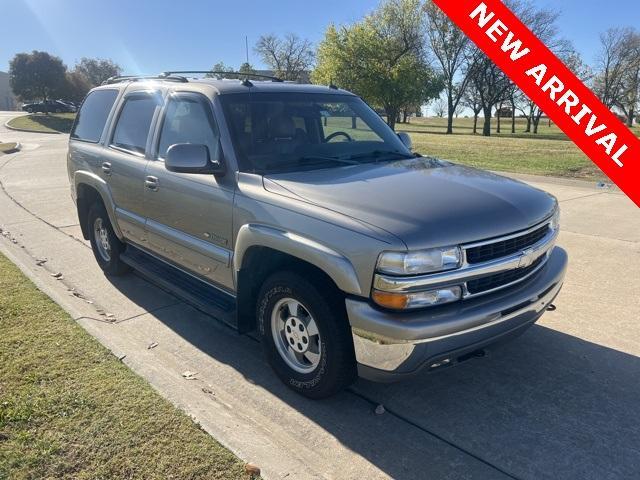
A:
[1, 0, 639, 74]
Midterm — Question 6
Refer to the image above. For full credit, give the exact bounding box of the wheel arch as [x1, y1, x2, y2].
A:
[74, 171, 122, 240]
[234, 224, 362, 333]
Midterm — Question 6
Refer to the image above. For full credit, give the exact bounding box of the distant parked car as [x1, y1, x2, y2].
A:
[22, 99, 76, 113]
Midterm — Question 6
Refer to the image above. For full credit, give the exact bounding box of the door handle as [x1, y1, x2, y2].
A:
[101, 162, 112, 176]
[145, 176, 159, 191]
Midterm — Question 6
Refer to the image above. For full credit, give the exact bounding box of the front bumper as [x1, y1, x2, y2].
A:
[348, 247, 568, 381]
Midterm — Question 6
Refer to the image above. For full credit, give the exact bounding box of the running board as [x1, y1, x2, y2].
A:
[121, 245, 237, 328]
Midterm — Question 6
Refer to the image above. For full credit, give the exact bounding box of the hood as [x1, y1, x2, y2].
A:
[264, 158, 557, 249]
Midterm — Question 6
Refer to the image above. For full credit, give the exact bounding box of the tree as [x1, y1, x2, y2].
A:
[255, 33, 314, 81]
[470, 0, 572, 135]
[238, 62, 257, 76]
[465, 49, 510, 136]
[207, 62, 235, 78]
[9, 51, 67, 103]
[424, 1, 471, 134]
[59, 71, 92, 104]
[433, 97, 447, 117]
[75, 57, 121, 87]
[313, 0, 443, 130]
[206, 62, 257, 80]
[594, 28, 640, 126]
[462, 83, 483, 134]
[617, 35, 640, 126]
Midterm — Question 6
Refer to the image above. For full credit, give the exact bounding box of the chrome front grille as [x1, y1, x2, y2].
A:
[460, 219, 554, 297]
[466, 255, 546, 295]
[373, 217, 558, 300]
[465, 223, 550, 264]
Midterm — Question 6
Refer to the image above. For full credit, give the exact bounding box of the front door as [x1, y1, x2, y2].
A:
[143, 92, 235, 290]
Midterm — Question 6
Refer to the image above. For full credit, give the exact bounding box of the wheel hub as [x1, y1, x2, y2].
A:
[284, 316, 310, 354]
[94, 217, 111, 262]
[271, 297, 321, 374]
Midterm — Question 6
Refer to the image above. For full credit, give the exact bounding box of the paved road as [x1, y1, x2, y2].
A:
[1, 112, 639, 479]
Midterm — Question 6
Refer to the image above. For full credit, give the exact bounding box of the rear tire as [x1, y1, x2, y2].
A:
[88, 202, 130, 276]
[257, 271, 357, 399]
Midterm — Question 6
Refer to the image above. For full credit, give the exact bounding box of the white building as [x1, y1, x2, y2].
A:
[0, 71, 17, 111]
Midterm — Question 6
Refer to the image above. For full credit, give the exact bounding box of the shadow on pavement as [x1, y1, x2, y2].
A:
[106, 273, 639, 480]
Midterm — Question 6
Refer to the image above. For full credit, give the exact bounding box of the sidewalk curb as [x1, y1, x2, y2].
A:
[0, 142, 21, 154]
[4, 117, 62, 134]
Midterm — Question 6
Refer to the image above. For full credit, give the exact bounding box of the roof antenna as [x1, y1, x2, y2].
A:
[329, 77, 338, 89]
[241, 35, 252, 87]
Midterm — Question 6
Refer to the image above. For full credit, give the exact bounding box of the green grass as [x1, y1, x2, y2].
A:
[0, 143, 18, 154]
[0, 253, 250, 479]
[396, 117, 640, 179]
[7, 113, 76, 134]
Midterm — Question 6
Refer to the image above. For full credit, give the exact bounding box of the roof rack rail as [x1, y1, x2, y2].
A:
[103, 74, 188, 85]
[160, 70, 284, 83]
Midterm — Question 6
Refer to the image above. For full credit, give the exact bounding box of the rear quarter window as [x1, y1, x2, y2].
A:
[71, 89, 119, 143]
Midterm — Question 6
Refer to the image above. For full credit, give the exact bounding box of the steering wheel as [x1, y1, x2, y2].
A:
[325, 131, 353, 142]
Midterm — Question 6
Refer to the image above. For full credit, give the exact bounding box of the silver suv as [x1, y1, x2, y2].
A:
[67, 72, 567, 398]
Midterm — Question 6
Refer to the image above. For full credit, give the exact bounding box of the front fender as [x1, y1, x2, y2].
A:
[234, 224, 363, 296]
[74, 170, 123, 240]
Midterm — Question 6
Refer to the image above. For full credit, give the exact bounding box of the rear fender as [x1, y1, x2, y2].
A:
[74, 170, 123, 240]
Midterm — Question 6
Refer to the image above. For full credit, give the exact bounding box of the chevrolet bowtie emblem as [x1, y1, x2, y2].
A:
[518, 248, 537, 268]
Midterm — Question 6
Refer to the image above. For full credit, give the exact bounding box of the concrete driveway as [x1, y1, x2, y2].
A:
[1, 112, 639, 479]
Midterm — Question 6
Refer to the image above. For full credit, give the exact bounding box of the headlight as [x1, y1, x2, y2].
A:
[549, 207, 560, 231]
[376, 246, 461, 275]
[372, 286, 462, 310]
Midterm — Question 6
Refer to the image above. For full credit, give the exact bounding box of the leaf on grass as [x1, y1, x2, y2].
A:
[244, 463, 261, 477]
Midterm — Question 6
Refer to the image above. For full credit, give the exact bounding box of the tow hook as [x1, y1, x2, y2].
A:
[547, 304, 557, 311]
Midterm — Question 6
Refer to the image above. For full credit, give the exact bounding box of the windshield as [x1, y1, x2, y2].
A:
[220, 92, 413, 173]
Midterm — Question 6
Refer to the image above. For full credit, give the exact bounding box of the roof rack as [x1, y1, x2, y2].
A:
[160, 70, 284, 83]
[103, 74, 188, 85]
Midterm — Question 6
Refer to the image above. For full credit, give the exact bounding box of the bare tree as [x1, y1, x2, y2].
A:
[424, 1, 471, 134]
[433, 97, 447, 117]
[593, 28, 640, 126]
[494, 0, 573, 135]
[617, 34, 640, 126]
[462, 83, 483, 134]
[255, 33, 314, 81]
[466, 49, 511, 136]
[593, 28, 638, 113]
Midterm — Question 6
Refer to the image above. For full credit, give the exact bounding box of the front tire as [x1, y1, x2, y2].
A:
[257, 271, 357, 399]
[88, 203, 130, 276]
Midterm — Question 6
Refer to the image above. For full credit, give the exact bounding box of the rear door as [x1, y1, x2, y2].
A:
[143, 91, 235, 290]
[102, 90, 162, 244]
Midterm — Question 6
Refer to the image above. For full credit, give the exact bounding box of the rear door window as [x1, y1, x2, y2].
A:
[70, 89, 118, 142]
[111, 93, 159, 155]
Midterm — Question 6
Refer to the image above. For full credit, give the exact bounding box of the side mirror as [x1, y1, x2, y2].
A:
[397, 132, 412, 150]
[165, 143, 224, 175]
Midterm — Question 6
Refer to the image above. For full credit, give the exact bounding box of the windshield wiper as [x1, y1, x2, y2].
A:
[299, 155, 359, 165]
[265, 155, 358, 172]
[345, 150, 415, 162]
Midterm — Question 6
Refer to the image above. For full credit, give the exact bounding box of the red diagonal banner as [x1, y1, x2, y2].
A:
[432, 0, 640, 207]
